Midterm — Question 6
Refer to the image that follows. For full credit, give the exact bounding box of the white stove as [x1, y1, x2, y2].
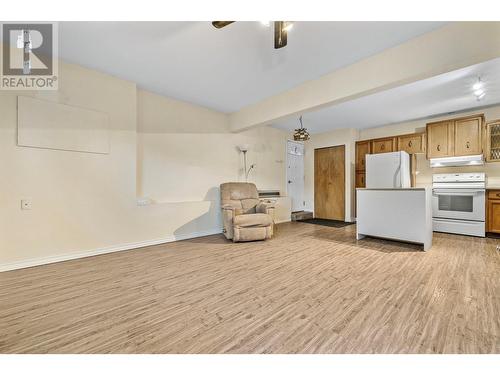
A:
[432, 173, 486, 237]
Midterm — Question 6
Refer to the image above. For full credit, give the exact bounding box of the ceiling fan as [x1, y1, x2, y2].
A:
[212, 21, 293, 49]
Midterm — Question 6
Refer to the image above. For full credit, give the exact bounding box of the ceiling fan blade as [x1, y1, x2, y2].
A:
[212, 21, 235, 29]
[274, 21, 287, 49]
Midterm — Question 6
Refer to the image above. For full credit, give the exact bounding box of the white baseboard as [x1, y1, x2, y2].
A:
[0, 228, 222, 273]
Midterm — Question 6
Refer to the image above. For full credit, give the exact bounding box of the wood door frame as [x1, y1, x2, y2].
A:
[314, 144, 346, 221]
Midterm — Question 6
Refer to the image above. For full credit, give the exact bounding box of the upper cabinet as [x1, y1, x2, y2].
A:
[371, 137, 396, 154]
[426, 120, 455, 158]
[486, 119, 500, 162]
[355, 140, 370, 171]
[397, 133, 426, 154]
[426, 115, 484, 159]
[454, 116, 483, 155]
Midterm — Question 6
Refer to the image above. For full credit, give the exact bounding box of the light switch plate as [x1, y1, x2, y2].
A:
[21, 199, 32, 210]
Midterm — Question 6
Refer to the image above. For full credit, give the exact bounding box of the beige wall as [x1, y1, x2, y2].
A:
[0, 63, 290, 270]
[137, 90, 288, 204]
[137, 90, 229, 134]
[0, 62, 139, 267]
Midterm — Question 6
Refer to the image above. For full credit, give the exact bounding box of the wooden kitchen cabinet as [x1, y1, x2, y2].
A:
[426, 120, 454, 158]
[355, 140, 370, 171]
[454, 116, 483, 156]
[426, 115, 484, 159]
[486, 119, 500, 162]
[397, 132, 426, 154]
[371, 137, 396, 154]
[355, 172, 366, 188]
[487, 190, 500, 234]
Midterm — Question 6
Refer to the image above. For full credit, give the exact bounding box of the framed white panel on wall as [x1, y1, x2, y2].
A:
[17, 96, 110, 154]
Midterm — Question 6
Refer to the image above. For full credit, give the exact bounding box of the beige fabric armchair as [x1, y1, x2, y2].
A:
[220, 182, 275, 242]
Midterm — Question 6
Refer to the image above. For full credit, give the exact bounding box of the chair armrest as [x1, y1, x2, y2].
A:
[222, 204, 242, 218]
[256, 202, 275, 214]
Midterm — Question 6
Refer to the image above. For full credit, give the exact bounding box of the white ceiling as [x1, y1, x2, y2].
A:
[58, 21, 445, 112]
[272, 57, 500, 134]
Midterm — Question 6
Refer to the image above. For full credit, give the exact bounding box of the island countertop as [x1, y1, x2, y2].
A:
[356, 187, 428, 191]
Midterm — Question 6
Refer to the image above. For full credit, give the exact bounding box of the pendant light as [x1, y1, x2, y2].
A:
[293, 116, 310, 141]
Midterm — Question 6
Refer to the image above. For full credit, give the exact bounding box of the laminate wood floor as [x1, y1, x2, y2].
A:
[1, 222, 499, 353]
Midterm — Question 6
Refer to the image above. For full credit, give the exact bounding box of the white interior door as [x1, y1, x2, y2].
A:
[286, 141, 305, 212]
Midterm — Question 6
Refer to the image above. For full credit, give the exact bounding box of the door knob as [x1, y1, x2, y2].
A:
[288, 180, 292, 184]
[437, 144, 441, 151]
[466, 141, 470, 149]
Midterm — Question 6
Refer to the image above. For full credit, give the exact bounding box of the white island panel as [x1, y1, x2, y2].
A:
[356, 188, 432, 251]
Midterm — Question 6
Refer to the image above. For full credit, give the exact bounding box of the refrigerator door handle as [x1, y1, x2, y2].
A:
[393, 164, 401, 188]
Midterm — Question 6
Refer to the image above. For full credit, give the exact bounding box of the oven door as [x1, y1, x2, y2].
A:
[432, 188, 485, 221]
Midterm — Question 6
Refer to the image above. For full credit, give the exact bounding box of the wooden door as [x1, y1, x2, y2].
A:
[454, 116, 482, 156]
[427, 121, 454, 158]
[398, 133, 425, 154]
[314, 145, 345, 221]
[355, 141, 370, 171]
[372, 137, 396, 154]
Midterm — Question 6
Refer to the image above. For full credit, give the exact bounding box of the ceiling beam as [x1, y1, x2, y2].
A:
[229, 22, 500, 132]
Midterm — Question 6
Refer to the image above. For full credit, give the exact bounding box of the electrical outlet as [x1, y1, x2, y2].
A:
[21, 199, 32, 210]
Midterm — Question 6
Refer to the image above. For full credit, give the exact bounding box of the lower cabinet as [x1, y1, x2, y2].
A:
[487, 190, 500, 234]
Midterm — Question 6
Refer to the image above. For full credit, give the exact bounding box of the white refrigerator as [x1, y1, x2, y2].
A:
[365, 151, 411, 188]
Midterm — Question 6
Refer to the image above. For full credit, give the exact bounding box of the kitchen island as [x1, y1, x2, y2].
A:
[356, 187, 433, 251]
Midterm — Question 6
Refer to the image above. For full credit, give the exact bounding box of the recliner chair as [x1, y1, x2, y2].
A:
[220, 182, 275, 242]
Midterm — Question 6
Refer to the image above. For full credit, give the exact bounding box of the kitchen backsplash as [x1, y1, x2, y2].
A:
[414, 154, 500, 187]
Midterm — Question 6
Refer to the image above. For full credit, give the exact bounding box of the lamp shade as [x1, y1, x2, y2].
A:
[238, 144, 249, 152]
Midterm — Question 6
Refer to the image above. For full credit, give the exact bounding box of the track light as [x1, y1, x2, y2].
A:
[473, 77, 486, 101]
[472, 81, 483, 91]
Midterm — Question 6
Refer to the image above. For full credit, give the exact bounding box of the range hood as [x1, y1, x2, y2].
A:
[430, 154, 484, 168]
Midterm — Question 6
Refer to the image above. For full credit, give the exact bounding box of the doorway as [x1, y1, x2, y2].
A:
[314, 145, 345, 221]
[286, 140, 305, 212]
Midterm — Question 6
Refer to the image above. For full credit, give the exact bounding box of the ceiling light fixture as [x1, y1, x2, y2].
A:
[473, 77, 486, 101]
[476, 91, 486, 101]
[212, 21, 294, 49]
[283, 22, 294, 32]
[293, 116, 310, 141]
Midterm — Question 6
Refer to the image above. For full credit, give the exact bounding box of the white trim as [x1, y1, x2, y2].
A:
[0, 228, 222, 273]
[286, 139, 305, 212]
